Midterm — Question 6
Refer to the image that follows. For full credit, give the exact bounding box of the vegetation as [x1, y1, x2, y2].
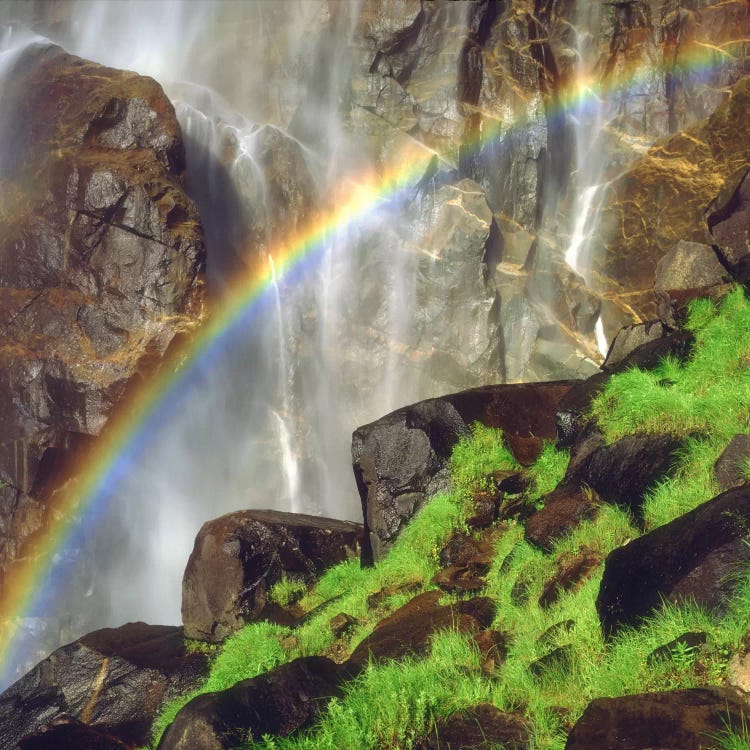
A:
[149, 288, 750, 749]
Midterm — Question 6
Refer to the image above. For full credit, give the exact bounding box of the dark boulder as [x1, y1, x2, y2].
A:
[646, 632, 707, 667]
[565, 688, 749, 750]
[525, 483, 600, 551]
[416, 704, 530, 749]
[715, 435, 750, 491]
[347, 591, 484, 672]
[182, 510, 362, 642]
[18, 718, 129, 750]
[566, 429, 681, 520]
[157, 656, 343, 750]
[709, 166, 750, 282]
[602, 321, 668, 371]
[0, 623, 207, 748]
[353, 382, 575, 562]
[597, 485, 750, 638]
[0, 43, 206, 580]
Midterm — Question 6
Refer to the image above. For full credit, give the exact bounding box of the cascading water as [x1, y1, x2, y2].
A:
[0, 0, 740, 690]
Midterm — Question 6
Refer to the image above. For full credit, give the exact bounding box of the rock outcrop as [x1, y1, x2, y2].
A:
[0, 44, 205, 581]
[352, 381, 575, 562]
[182, 510, 363, 642]
[0, 623, 208, 749]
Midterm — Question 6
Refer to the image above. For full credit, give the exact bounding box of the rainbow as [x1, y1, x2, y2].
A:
[0, 32, 747, 682]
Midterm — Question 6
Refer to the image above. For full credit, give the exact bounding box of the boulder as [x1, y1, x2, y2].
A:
[525, 484, 600, 551]
[416, 704, 530, 750]
[566, 429, 682, 520]
[18, 718, 129, 750]
[601, 321, 668, 371]
[565, 688, 750, 750]
[596, 486, 750, 637]
[347, 591, 485, 672]
[353, 382, 576, 562]
[0, 623, 207, 748]
[715, 434, 750, 491]
[538, 548, 602, 609]
[709, 167, 750, 282]
[182, 510, 363, 642]
[157, 656, 343, 750]
[0, 43, 205, 580]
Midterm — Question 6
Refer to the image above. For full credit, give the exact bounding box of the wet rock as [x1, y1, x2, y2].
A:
[417, 704, 530, 750]
[0, 623, 207, 748]
[597, 486, 750, 638]
[565, 688, 750, 750]
[538, 549, 602, 609]
[566, 431, 682, 520]
[646, 632, 707, 667]
[715, 435, 750, 491]
[0, 44, 205, 578]
[555, 374, 609, 448]
[182, 510, 362, 642]
[709, 167, 750, 282]
[347, 591, 483, 671]
[525, 484, 600, 551]
[353, 382, 575, 562]
[594, 74, 750, 333]
[602, 321, 668, 371]
[18, 718, 129, 750]
[157, 656, 343, 750]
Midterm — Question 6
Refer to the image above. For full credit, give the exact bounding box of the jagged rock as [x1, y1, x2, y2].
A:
[525, 484, 600, 551]
[709, 167, 750, 281]
[18, 718, 129, 750]
[0, 43, 205, 580]
[416, 704, 530, 750]
[347, 591, 484, 671]
[0, 623, 207, 748]
[157, 656, 343, 750]
[594, 74, 750, 334]
[182, 510, 362, 642]
[538, 548, 602, 609]
[565, 688, 750, 750]
[597, 486, 750, 638]
[602, 321, 668, 371]
[715, 435, 750, 491]
[655, 241, 730, 292]
[566, 430, 682, 520]
[353, 382, 575, 562]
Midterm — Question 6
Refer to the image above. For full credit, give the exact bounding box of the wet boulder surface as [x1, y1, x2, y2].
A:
[182, 509, 363, 642]
[353, 381, 576, 563]
[0, 43, 205, 580]
[597, 485, 750, 638]
[0, 623, 208, 749]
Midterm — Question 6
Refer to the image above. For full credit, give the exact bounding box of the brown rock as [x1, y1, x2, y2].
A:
[347, 591, 483, 671]
[565, 688, 750, 750]
[182, 510, 362, 642]
[0, 623, 207, 748]
[18, 718, 129, 750]
[432, 565, 486, 594]
[439, 534, 494, 569]
[538, 549, 602, 609]
[329, 613, 357, 639]
[0, 44, 206, 580]
[715, 435, 750, 492]
[525, 484, 600, 551]
[417, 704, 530, 750]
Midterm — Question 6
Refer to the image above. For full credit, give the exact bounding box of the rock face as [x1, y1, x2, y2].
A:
[352, 381, 576, 562]
[566, 688, 750, 750]
[17, 719, 129, 750]
[182, 510, 363, 642]
[0, 44, 205, 580]
[157, 656, 344, 750]
[597, 485, 750, 637]
[0, 622, 207, 749]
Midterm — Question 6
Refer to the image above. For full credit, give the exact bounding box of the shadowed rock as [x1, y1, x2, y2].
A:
[709, 166, 750, 282]
[525, 484, 600, 551]
[565, 688, 749, 750]
[353, 382, 575, 562]
[416, 704, 530, 749]
[18, 718, 129, 750]
[597, 485, 750, 637]
[715, 435, 750, 491]
[0, 623, 207, 748]
[182, 510, 362, 642]
[538, 548, 602, 609]
[157, 657, 343, 750]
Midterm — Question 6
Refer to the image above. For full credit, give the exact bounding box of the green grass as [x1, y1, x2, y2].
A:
[269, 577, 308, 607]
[150, 291, 750, 749]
